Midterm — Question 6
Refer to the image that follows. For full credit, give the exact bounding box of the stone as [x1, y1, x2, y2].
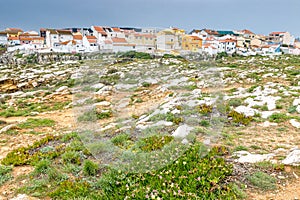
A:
[259, 121, 278, 127]
[233, 151, 275, 163]
[296, 105, 300, 114]
[55, 86, 69, 93]
[261, 111, 280, 119]
[282, 149, 300, 166]
[234, 106, 258, 117]
[0, 124, 16, 134]
[293, 98, 300, 106]
[172, 124, 193, 138]
[290, 119, 300, 129]
[94, 101, 111, 108]
[91, 83, 105, 89]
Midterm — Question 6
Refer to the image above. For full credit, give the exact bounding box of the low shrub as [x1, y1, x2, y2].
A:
[83, 160, 99, 176]
[246, 171, 277, 191]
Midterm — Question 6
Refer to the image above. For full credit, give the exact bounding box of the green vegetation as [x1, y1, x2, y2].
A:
[83, 160, 99, 176]
[77, 109, 112, 122]
[246, 171, 277, 191]
[98, 144, 240, 199]
[119, 51, 152, 59]
[137, 135, 173, 152]
[0, 165, 12, 186]
[18, 118, 55, 129]
[228, 98, 243, 107]
[149, 112, 184, 125]
[228, 110, 253, 125]
[268, 113, 289, 123]
[1, 135, 62, 166]
[0, 101, 70, 118]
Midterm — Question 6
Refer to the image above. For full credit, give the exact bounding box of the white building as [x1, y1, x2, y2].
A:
[0, 32, 8, 45]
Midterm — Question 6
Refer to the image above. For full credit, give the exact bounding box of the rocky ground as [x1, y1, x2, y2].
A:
[0, 53, 299, 199]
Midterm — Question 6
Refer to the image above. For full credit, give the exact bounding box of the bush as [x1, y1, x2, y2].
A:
[228, 98, 242, 107]
[61, 151, 81, 165]
[83, 160, 99, 176]
[228, 110, 253, 125]
[111, 133, 130, 147]
[269, 113, 289, 123]
[98, 143, 240, 199]
[216, 52, 228, 60]
[120, 51, 152, 59]
[246, 171, 277, 191]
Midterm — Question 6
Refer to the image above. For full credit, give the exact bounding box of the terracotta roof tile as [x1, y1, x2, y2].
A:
[111, 37, 127, 43]
[73, 34, 83, 40]
[86, 35, 97, 40]
[8, 36, 19, 40]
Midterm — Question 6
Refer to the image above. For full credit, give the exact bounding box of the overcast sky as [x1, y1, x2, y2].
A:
[1, 0, 299, 37]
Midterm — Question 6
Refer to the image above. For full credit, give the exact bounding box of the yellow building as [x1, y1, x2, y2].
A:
[5, 28, 23, 38]
[182, 35, 202, 52]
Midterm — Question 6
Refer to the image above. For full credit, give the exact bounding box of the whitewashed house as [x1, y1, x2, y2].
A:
[45, 29, 59, 48]
[91, 26, 108, 44]
[111, 37, 135, 52]
[57, 30, 73, 43]
[0, 32, 8, 45]
[218, 39, 237, 54]
[82, 35, 99, 52]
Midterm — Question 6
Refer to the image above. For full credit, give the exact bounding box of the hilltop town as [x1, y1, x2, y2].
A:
[0, 26, 300, 56]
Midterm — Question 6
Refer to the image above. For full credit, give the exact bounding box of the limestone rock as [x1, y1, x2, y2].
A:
[282, 149, 300, 166]
[290, 119, 300, 129]
[233, 151, 275, 163]
[172, 124, 193, 138]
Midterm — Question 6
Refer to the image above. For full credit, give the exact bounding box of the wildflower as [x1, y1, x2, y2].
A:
[183, 161, 187, 165]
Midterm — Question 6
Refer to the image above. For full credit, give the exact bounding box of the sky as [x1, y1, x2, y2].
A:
[1, 0, 300, 37]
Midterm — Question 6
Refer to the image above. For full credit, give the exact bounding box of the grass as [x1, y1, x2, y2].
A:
[246, 171, 277, 191]
[18, 118, 55, 129]
[0, 165, 12, 186]
[77, 109, 112, 122]
[1, 130, 242, 199]
[269, 113, 289, 123]
[0, 101, 71, 118]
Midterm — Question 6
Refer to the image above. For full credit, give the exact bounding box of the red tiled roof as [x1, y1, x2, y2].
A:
[60, 40, 76, 45]
[203, 29, 219, 35]
[86, 35, 97, 40]
[19, 33, 39, 37]
[205, 36, 215, 41]
[6, 28, 23, 32]
[112, 27, 121, 32]
[8, 36, 19, 40]
[73, 34, 83, 40]
[190, 36, 202, 40]
[269, 32, 286, 35]
[240, 29, 254, 35]
[111, 37, 127, 43]
[93, 26, 104, 32]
